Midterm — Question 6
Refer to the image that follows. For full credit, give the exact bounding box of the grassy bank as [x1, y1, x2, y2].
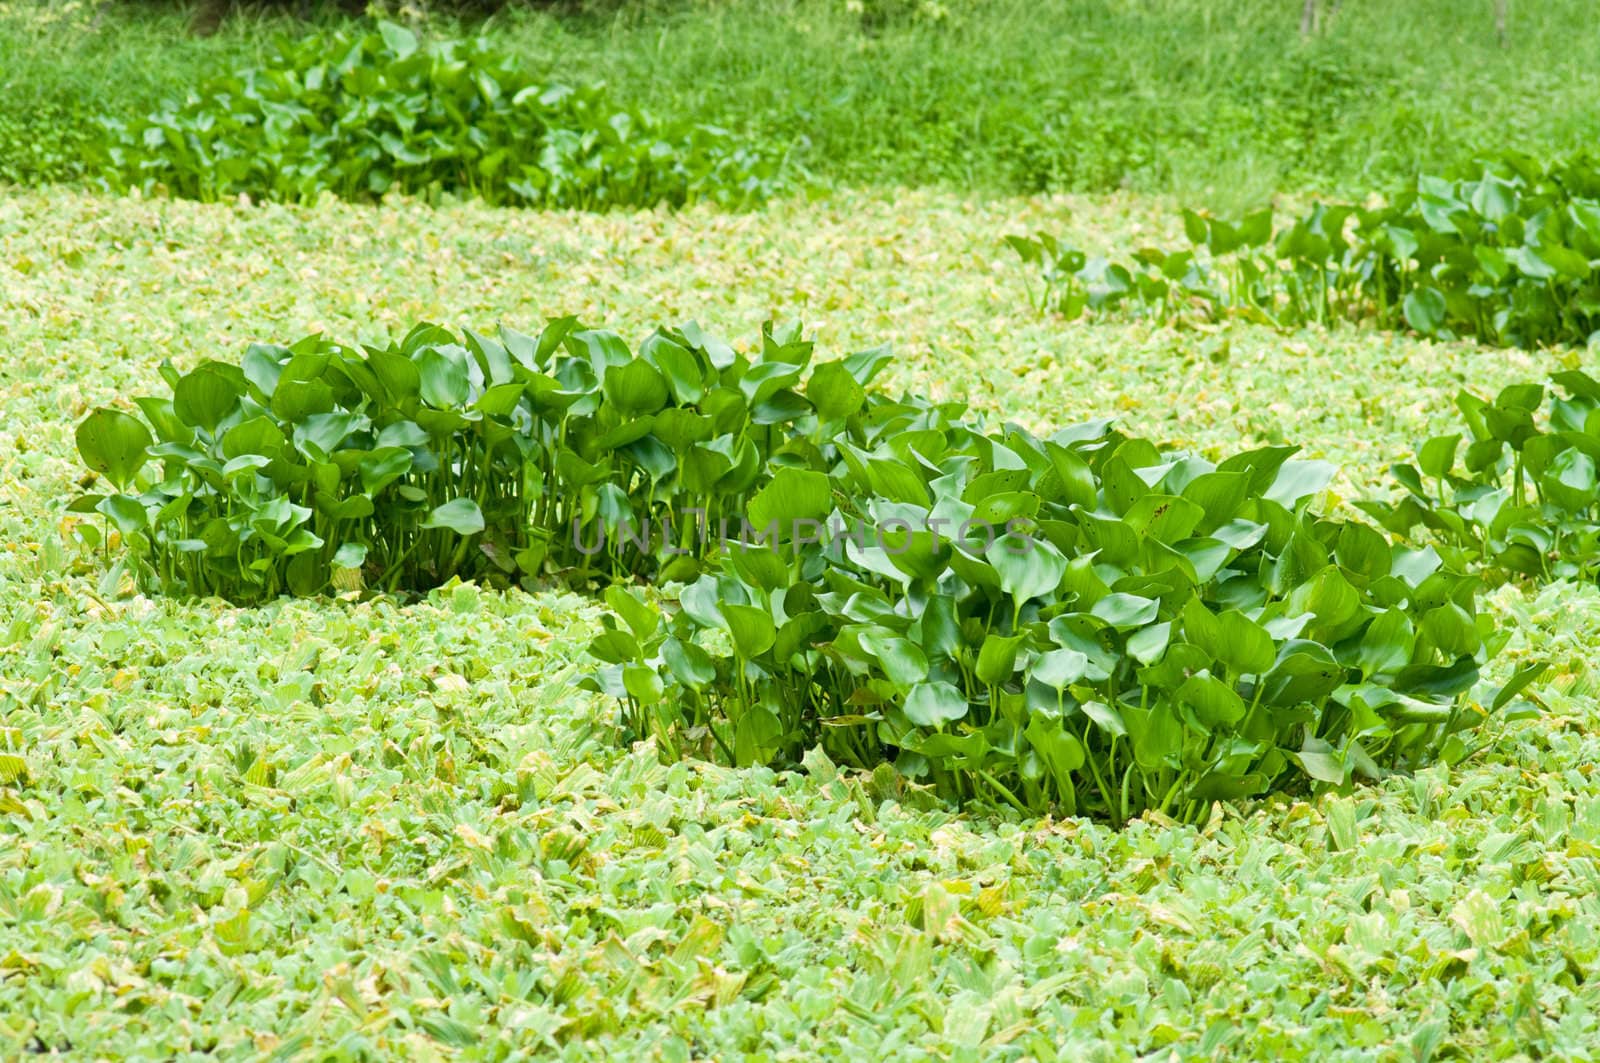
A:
[4, 0, 1600, 204]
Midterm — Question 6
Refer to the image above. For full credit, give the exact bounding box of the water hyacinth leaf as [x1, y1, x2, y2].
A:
[1177, 671, 1246, 727]
[1422, 603, 1480, 657]
[604, 585, 660, 641]
[603, 360, 670, 416]
[1418, 434, 1461, 479]
[1126, 621, 1171, 665]
[721, 604, 777, 659]
[1024, 716, 1086, 778]
[975, 634, 1024, 686]
[589, 628, 642, 664]
[1403, 287, 1448, 335]
[1294, 738, 1348, 785]
[222, 416, 288, 460]
[1091, 592, 1159, 631]
[422, 498, 485, 536]
[359, 448, 413, 495]
[680, 576, 729, 629]
[904, 681, 968, 727]
[1265, 460, 1337, 508]
[1031, 647, 1089, 690]
[862, 632, 931, 689]
[1356, 609, 1415, 677]
[728, 547, 790, 594]
[75, 408, 152, 489]
[662, 638, 716, 690]
[416, 347, 472, 408]
[293, 411, 364, 462]
[174, 362, 246, 432]
[807, 361, 866, 420]
[332, 543, 368, 570]
[1261, 646, 1345, 706]
[747, 468, 832, 534]
[1335, 522, 1392, 583]
[97, 493, 147, 536]
[377, 19, 419, 58]
[734, 707, 784, 768]
[909, 595, 963, 661]
[623, 662, 666, 707]
[242, 344, 287, 397]
[1081, 700, 1128, 737]
[990, 536, 1067, 605]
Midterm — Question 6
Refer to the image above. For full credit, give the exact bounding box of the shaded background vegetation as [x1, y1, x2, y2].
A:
[3, 0, 1599, 207]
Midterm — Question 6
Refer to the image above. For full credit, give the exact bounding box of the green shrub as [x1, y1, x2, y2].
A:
[0, 100, 97, 185]
[583, 411, 1539, 825]
[1363, 372, 1600, 584]
[1010, 154, 1600, 351]
[69, 317, 891, 602]
[90, 21, 788, 208]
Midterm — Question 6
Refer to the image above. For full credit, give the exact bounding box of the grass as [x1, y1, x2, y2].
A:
[5, 0, 1600, 204]
[4, 184, 1600, 1056]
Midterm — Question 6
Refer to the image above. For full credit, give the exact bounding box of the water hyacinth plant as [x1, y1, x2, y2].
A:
[584, 416, 1541, 825]
[1363, 370, 1600, 584]
[69, 318, 897, 602]
[1011, 153, 1600, 350]
[90, 21, 787, 209]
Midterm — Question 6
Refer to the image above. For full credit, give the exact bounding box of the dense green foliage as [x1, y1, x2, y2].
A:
[6, 0, 1600, 200]
[90, 22, 785, 207]
[1011, 155, 1600, 350]
[1365, 372, 1600, 584]
[69, 318, 888, 601]
[584, 407, 1537, 825]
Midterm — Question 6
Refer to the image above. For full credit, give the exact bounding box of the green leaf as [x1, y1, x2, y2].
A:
[422, 498, 485, 536]
[1356, 609, 1414, 678]
[1216, 610, 1276, 675]
[662, 638, 716, 690]
[904, 681, 968, 727]
[1265, 460, 1337, 507]
[1031, 647, 1089, 690]
[173, 362, 246, 432]
[1402, 287, 1448, 335]
[990, 536, 1067, 605]
[975, 634, 1024, 686]
[416, 346, 472, 409]
[378, 19, 419, 58]
[603, 360, 670, 416]
[862, 632, 931, 690]
[1177, 671, 1246, 727]
[746, 467, 832, 534]
[1091, 592, 1159, 631]
[807, 361, 866, 420]
[721, 603, 777, 659]
[1418, 434, 1461, 479]
[75, 408, 152, 490]
[332, 542, 368, 570]
[1294, 739, 1348, 785]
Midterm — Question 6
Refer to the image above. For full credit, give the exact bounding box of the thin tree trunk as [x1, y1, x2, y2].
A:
[1495, 0, 1508, 46]
[1300, 0, 1318, 36]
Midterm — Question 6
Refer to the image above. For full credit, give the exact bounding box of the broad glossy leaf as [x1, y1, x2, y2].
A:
[904, 681, 968, 727]
[76, 408, 152, 489]
[721, 603, 777, 659]
[174, 362, 246, 432]
[422, 498, 485, 536]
